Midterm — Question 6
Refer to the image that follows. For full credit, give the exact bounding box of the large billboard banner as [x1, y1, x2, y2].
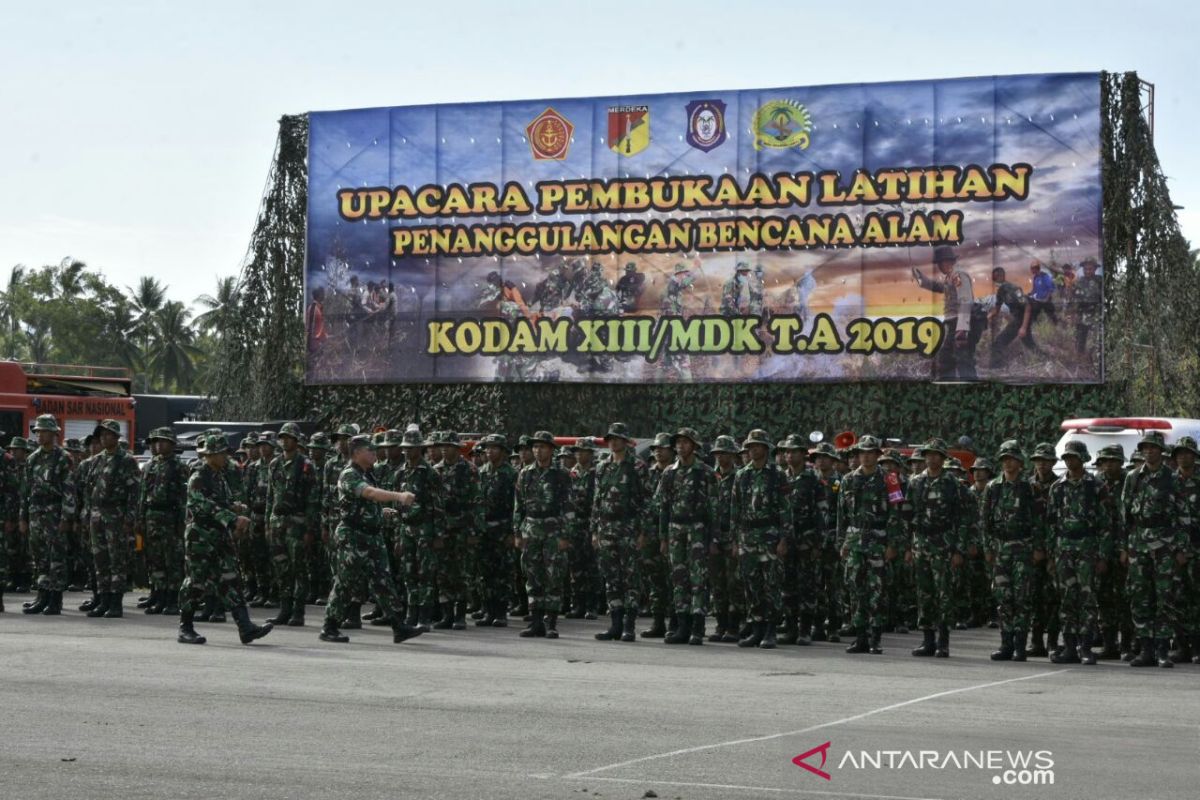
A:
[304, 73, 1102, 385]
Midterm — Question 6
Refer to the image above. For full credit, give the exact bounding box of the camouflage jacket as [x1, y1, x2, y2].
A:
[1099, 473, 1125, 557]
[785, 466, 821, 545]
[393, 459, 444, 531]
[981, 475, 1037, 549]
[266, 451, 320, 530]
[836, 466, 902, 549]
[714, 465, 737, 543]
[1028, 470, 1056, 551]
[731, 461, 791, 542]
[186, 463, 238, 533]
[478, 460, 517, 532]
[592, 453, 647, 530]
[966, 482, 988, 551]
[660, 273, 693, 315]
[1073, 275, 1101, 326]
[813, 469, 841, 543]
[569, 463, 597, 523]
[657, 458, 718, 544]
[907, 470, 968, 554]
[643, 462, 670, 539]
[1176, 470, 1200, 548]
[87, 447, 138, 525]
[0, 451, 19, 522]
[434, 459, 482, 535]
[1121, 463, 1185, 549]
[513, 462, 573, 530]
[224, 460, 246, 507]
[21, 445, 75, 524]
[138, 453, 187, 526]
[1047, 472, 1110, 556]
[72, 454, 97, 524]
[322, 453, 347, 528]
[336, 462, 386, 536]
[247, 458, 271, 516]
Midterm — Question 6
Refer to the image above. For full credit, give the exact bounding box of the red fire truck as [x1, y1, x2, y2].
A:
[0, 362, 136, 443]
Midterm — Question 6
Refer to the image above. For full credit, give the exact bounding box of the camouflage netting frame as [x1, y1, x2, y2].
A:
[208, 73, 1194, 455]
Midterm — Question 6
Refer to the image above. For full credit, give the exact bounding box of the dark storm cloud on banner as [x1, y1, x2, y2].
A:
[303, 73, 1102, 386]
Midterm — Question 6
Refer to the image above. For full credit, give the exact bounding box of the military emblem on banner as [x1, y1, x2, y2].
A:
[526, 107, 574, 160]
[685, 99, 727, 152]
[608, 105, 650, 156]
[752, 99, 812, 151]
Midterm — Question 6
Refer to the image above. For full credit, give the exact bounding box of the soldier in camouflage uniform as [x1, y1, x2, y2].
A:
[591, 423, 647, 643]
[882, 448, 916, 635]
[565, 437, 599, 620]
[707, 435, 742, 643]
[1027, 443, 1060, 658]
[1092, 444, 1131, 659]
[514, 430, 573, 639]
[720, 261, 754, 316]
[837, 435, 902, 654]
[658, 262, 694, 382]
[640, 432, 675, 638]
[780, 434, 820, 645]
[732, 429, 791, 649]
[431, 431, 481, 631]
[71, 435, 102, 611]
[9, 436, 33, 595]
[808, 442, 842, 642]
[236, 432, 265, 605]
[1122, 430, 1188, 668]
[266, 422, 320, 627]
[657, 427, 718, 645]
[907, 439, 967, 658]
[965, 458, 996, 629]
[357, 428, 401, 627]
[1168, 437, 1200, 663]
[62, 438, 88, 591]
[19, 416, 74, 616]
[176, 434, 273, 646]
[983, 441, 1040, 662]
[84, 419, 138, 618]
[0, 434, 19, 612]
[137, 428, 187, 616]
[321, 426, 355, 614]
[394, 429, 444, 631]
[1046, 439, 1108, 665]
[476, 434, 516, 627]
[319, 434, 423, 645]
[245, 431, 276, 608]
[1072, 258, 1101, 356]
[306, 432, 332, 605]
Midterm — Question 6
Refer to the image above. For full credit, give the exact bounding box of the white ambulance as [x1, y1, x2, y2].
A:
[1054, 417, 1200, 473]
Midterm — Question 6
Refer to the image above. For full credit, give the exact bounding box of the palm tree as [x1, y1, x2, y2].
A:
[0, 265, 26, 354]
[147, 301, 202, 391]
[128, 276, 166, 389]
[194, 276, 240, 335]
[55, 258, 86, 301]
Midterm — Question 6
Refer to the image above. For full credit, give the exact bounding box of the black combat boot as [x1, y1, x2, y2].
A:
[232, 605, 273, 644]
[475, 600, 497, 627]
[392, 616, 424, 643]
[1168, 630, 1192, 663]
[268, 599, 293, 626]
[935, 625, 950, 658]
[491, 600, 508, 628]
[146, 590, 166, 615]
[1051, 633, 1081, 664]
[796, 613, 813, 646]
[362, 603, 383, 621]
[1028, 626, 1048, 658]
[369, 608, 394, 626]
[1078, 633, 1097, 665]
[432, 601, 454, 630]
[79, 591, 99, 612]
[452, 602, 467, 630]
[285, 602, 304, 627]
[641, 611, 666, 639]
[162, 591, 180, 616]
[137, 591, 154, 609]
[177, 610, 206, 645]
[87, 592, 111, 618]
[1098, 627, 1121, 660]
[1047, 627, 1060, 658]
[776, 612, 798, 645]
[689, 613, 705, 645]
[664, 614, 691, 644]
[595, 608, 623, 641]
[103, 593, 124, 618]
[1129, 637, 1155, 667]
[564, 601, 586, 620]
[665, 613, 680, 639]
[868, 627, 883, 654]
[42, 591, 62, 616]
[708, 612, 726, 643]
[519, 609, 546, 638]
[23, 589, 49, 615]
[1012, 629, 1028, 661]
[759, 621, 778, 650]
[1191, 635, 1200, 665]
[1121, 630, 1136, 662]
[738, 620, 765, 648]
[990, 630, 1014, 661]
[723, 617, 744, 643]
[208, 600, 226, 623]
[319, 621, 349, 643]
[0, 590, 4, 613]
[810, 619, 827, 642]
[845, 629, 870, 654]
[1155, 638, 1174, 668]
[417, 604, 433, 632]
[621, 607, 637, 642]
[544, 613, 559, 639]
[341, 603, 362, 630]
[912, 629, 937, 657]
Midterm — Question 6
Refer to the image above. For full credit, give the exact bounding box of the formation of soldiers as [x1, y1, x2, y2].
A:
[2, 416, 1196, 669]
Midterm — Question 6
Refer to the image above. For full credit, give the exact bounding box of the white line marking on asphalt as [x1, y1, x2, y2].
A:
[548, 775, 945, 800]
[565, 668, 1069, 778]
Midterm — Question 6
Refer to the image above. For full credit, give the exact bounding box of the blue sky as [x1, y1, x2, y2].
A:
[1, 1, 1195, 307]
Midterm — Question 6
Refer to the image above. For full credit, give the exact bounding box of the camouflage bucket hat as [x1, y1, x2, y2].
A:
[348, 433, 375, 452]
[710, 434, 740, 455]
[308, 432, 331, 451]
[8, 436, 30, 451]
[258, 431, 277, 447]
[854, 435, 883, 454]
[603, 422, 635, 442]
[921, 437, 949, 458]
[570, 436, 597, 452]
[32, 414, 60, 433]
[242, 431, 260, 446]
[93, 419, 121, 438]
[202, 433, 230, 455]
[735, 260, 751, 271]
[742, 429, 773, 450]
[516, 434, 533, 450]
[996, 439, 1025, 465]
[906, 448, 925, 464]
[64, 438, 83, 453]
[673, 262, 689, 274]
[376, 429, 400, 447]
[148, 427, 178, 445]
[1030, 442, 1058, 463]
[1172, 436, 1200, 458]
[947, 456, 965, 472]
[808, 441, 837, 459]
[651, 432, 674, 450]
[334, 423, 359, 439]
[969, 457, 995, 473]
[1131, 450, 1145, 463]
[398, 429, 426, 449]
[879, 448, 904, 465]
[1061, 439, 1091, 463]
[529, 430, 555, 447]
[779, 433, 809, 451]
[480, 433, 508, 450]
[671, 428, 702, 449]
[434, 431, 462, 447]
[278, 421, 303, 441]
[1094, 444, 1126, 464]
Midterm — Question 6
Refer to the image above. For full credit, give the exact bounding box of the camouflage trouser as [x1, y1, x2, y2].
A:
[436, 527, 466, 604]
[1127, 531, 1180, 639]
[310, 537, 330, 597]
[1096, 556, 1132, 638]
[478, 522, 513, 613]
[914, 543, 955, 629]
[594, 521, 640, 611]
[780, 532, 820, 622]
[814, 535, 843, 630]
[399, 522, 437, 610]
[638, 532, 671, 615]
[1030, 557, 1059, 635]
[738, 528, 782, 623]
[30, 511, 68, 592]
[1054, 543, 1099, 637]
[1174, 548, 1199, 635]
[6, 519, 29, 586]
[707, 538, 741, 622]
[89, 509, 128, 593]
[668, 521, 709, 617]
[241, 515, 273, 598]
[324, 525, 401, 627]
[144, 511, 184, 598]
[520, 518, 567, 614]
[567, 517, 598, 610]
[968, 553, 992, 623]
[179, 525, 246, 613]
[992, 542, 1034, 632]
[0, 521, 6, 586]
[268, 514, 309, 606]
[887, 553, 916, 628]
[844, 530, 887, 631]
[70, 516, 90, 587]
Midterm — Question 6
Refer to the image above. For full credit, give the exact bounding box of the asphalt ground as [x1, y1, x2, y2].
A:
[1, 591, 1197, 800]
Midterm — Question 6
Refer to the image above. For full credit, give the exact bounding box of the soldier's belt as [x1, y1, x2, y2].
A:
[523, 512, 561, 520]
[668, 515, 704, 524]
[845, 526, 886, 536]
[740, 519, 776, 530]
[484, 519, 510, 529]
